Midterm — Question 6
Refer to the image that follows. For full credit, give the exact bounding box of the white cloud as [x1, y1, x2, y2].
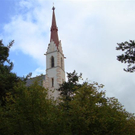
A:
[31, 67, 45, 77]
[3, 0, 51, 66]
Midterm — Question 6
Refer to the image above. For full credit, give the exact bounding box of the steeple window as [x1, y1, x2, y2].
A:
[51, 56, 54, 67]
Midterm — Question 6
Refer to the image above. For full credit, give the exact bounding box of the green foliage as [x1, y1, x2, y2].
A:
[0, 40, 13, 65]
[0, 81, 65, 135]
[58, 70, 82, 101]
[0, 40, 20, 106]
[58, 72, 135, 135]
[0, 70, 135, 134]
[116, 40, 135, 72]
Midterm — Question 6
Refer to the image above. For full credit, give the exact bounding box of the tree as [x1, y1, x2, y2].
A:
[1, 69, 135, 134]
[116, 40, 135, 72]
[61, 82, 135, 135]
[58, 70, 82, 101]
[0, 40, 21, 105]
[0, 80, 66, 135]
[58, 70, 82, 112]
[58, 72, 135, 134]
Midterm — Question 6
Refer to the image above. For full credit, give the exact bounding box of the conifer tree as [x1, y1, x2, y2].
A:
[0, 40, 20, 105]
[116, 40, 135, 72]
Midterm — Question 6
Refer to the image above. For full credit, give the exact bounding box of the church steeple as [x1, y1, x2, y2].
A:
[44, 6, 65, 99]
[50, 6, 59, 47]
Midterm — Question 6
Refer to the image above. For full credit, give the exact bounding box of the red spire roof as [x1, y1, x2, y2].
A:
[50, 6, 59, 47]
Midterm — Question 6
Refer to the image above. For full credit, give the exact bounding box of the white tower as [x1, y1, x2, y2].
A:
[44, 6, 65, 99]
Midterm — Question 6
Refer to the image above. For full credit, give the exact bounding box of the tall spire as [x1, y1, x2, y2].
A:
[50, 6, 59, 47]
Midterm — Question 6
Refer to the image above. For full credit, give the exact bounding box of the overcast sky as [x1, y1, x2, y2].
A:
[0, 0, 135, 113]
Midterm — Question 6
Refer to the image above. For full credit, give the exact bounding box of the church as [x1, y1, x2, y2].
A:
[26, 6, 65, 99]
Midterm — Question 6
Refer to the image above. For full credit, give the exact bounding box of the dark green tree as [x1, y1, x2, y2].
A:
[0, 70, 135, 135]
[0, 40, 20, 105]
[58, 71, 135, 134]
[58, 70, 82, 101]
[0, 81, 65, 135]
[67, 82, 135, 135]
[116, 40, 135, 72]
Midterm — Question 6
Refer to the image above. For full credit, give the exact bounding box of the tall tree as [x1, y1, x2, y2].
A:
[116, 40, 135, 72]
[58, 70, 82, 112]
[58, 70, 82, 101]
[0, 70, 135, 135]
[0, 40, 20, 105]
[0, 81, 65, 135]
[58, 72, 135, 134]
[63, 82, 135, 135]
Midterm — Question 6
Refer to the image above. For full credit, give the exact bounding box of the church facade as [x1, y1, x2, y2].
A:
[26, 7, 65, 99]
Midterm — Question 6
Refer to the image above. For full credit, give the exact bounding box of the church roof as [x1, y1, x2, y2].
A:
[26, 75, 45, 87]
[50, 6, 59, 47]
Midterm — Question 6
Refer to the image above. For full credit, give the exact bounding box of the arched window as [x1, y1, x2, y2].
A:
[51, 56, 54, 67]
[61, 57, 63, 69]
